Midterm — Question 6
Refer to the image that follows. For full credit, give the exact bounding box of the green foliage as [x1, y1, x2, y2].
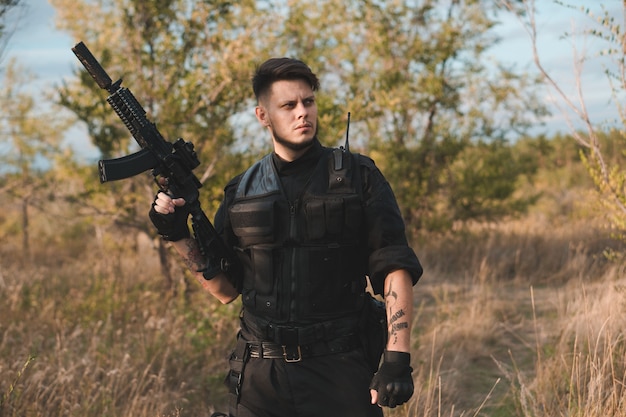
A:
[0, 60, 72, 261]
[47, 0, 551, 234]
[7, 0, 618, 239]
[1, 61, 64, 173]
[55, 0, 257, 161]
[580, 130, 626, 241]
[447, 139, 539, 221]
[51, 0, 269, 271]
[267, 0, 548, 230]
[373, 136, 542, 231]
[575, 2, 626, 240]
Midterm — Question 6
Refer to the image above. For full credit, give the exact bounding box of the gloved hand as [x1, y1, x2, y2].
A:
[148, 192, 191, 241]
[369, 350, 414, 408]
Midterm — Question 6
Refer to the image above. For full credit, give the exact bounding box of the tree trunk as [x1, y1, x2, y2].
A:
[21, 197, 30, 263]
[157, 239, 174, 293]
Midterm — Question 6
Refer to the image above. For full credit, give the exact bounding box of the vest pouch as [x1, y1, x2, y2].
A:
[230, 200, 276, 245]
[343, 194, 364, 238]
[240, 246, 279, 317]
[304, 198, 347, 240]
[242, 290, 280, 319]
[305, 199, 326, 240]
[250, 247, 274, 295]
[242, 289, 278, 317]
[325, 198, 344, 235]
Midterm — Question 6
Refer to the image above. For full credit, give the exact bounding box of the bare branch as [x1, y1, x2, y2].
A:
[500, 0, 626, 221]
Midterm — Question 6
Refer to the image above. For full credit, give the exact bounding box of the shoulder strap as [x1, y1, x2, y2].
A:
[235, 154, 280, 199]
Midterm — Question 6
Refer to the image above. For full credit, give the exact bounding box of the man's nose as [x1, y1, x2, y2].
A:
[296, 101, 309, 118]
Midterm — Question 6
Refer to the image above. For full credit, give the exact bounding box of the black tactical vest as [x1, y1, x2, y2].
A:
[228, 147, 367, 324]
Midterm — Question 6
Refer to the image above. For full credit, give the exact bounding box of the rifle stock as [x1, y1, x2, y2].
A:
[72, 41, 237, 281]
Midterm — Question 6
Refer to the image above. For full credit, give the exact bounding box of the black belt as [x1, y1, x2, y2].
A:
[247, 334, 360, 362]
[243, 312, 360, 346]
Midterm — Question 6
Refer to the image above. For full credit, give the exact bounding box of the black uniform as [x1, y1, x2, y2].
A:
[214, 139, 422, 417]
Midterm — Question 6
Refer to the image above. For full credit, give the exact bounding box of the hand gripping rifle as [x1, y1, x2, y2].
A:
[71, 41, 236, 281]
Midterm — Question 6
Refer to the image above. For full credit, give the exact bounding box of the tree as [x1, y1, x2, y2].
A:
[269, 0, 547, 230]
[0, 60, 68, 261]
[53, 0, 550, 246]
[0, 0, 20, 64]
[504, 0, 626, 242]
[52, 0, 274, 288]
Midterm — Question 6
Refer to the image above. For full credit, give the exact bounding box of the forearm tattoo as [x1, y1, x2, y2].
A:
[183, 238, 205, 271]
[385, 281, 409, 344]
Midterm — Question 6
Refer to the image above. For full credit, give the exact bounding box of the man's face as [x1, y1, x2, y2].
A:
[255, 79, 318, 161]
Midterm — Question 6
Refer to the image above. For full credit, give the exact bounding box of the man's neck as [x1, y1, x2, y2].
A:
[273, 138, 319, 162]
[272, 139, 322, 174]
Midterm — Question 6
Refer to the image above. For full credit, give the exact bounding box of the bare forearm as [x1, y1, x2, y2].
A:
[171, 238, 239, 304]
[384, 269, 414, 353]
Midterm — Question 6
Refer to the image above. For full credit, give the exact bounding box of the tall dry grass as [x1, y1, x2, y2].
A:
[1, 193, 625, 416]
[495, 275, 626, 417]
[389, 213, 626, 417]
[0, 227, 241, 417]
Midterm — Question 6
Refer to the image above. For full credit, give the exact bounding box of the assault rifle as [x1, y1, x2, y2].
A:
[71, 41, 235, 280]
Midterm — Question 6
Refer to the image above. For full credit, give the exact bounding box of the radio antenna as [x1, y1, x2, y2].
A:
[343, 112, 351, 152]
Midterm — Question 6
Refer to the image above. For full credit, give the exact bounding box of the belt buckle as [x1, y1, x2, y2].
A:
[282, 345, 302, 362]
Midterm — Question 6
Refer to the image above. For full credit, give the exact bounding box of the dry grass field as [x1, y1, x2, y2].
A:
[1, 185, 625, 416]
[402, 215, 626, 417]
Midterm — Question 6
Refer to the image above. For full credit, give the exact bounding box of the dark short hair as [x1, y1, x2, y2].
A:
[252, 57, 320, 101]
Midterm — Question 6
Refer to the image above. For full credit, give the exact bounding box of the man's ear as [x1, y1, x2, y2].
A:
[255, 106, 270, 127]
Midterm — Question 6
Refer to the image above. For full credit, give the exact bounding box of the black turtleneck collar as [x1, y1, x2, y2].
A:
[272, 139, 324, 176]
[271, 139, 324, 201]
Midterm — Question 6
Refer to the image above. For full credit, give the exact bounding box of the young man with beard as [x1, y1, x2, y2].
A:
[149, 57, 423, 417]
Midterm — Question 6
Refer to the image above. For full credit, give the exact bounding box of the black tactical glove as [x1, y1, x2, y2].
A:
[148, 196, 191, 241]
[369, 350, 414, 408]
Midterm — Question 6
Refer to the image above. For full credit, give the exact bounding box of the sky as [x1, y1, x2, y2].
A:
[1, 0, 623, 161]
[3, 0, 73, 86]
[2, 0, 99, 160]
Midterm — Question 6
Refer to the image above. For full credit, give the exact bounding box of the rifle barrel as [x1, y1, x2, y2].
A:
[72, 42, 114, 91]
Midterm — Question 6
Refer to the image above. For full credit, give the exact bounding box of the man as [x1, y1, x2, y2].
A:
[149, 57, 423, 417]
